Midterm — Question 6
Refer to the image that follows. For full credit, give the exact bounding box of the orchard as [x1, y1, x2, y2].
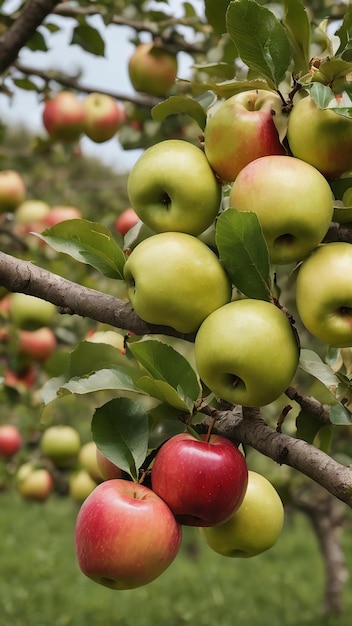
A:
[1, 0, 352, 622]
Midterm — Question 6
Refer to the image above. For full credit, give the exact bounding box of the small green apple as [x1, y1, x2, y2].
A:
[78, 441, 103, 483]
[123, 232, 232, 333]
[127, 139, 222, 236]
[40, 425, 81, 468]
[69, 469, 98, 502]
[9, 293, 57, 330]
[295, 242, 352, 347]
[200, 471, 284, 557]
[194, 298, 299, 407]
[229, 155, 333, 265]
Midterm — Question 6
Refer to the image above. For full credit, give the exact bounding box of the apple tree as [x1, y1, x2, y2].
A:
[1, 0, 352, 615]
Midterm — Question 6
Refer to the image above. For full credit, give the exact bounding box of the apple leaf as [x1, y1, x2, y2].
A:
[68, 340, 130, 378]
[152, 96, 207, 131]
[335, 2, 352, 60]
[226, 0, 292, 90]
[58, 367, 139, 397]
[296, 409, 324, 444]
[37, 219, 126, 279]
[91, 398, 149, 481]
[205, 0, 232, 37]
[329, 403, 352, 425]
[313, 425, 333, 455]
[129, 340, 201, 409]
[298, 349, 340, 394]
[328, 176, 352, 200]
[71, 23, 105, 57]
[282, 0, 311, 73]
[136, 377, 194, 412]
[215, 208, 272, 301]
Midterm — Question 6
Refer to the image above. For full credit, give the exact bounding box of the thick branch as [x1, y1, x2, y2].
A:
[0, 0, 61, 74]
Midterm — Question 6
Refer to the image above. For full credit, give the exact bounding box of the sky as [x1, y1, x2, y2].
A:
[0, 0, 204, 173]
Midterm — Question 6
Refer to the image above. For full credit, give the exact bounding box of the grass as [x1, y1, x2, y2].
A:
[1, 490, 351, 626]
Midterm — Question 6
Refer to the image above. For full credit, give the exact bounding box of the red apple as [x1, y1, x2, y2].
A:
[0, 170, 26, 212]
[128, 42, 178, 98]
[83, 93, 126, 143]
[75, 479, 182, 589]
[18, 327, 57, 362]
[42, 91, 86, 142]
[0, 424, 22, 458]
[96, 448, 126, 481]
[114, 207, 139, 236]
[204, 89, 286, 182]
[16, 463, 54, 501]
[151, 432, 248, 527]
[4, 365, 38, 390]
[41, 205, 82, 227]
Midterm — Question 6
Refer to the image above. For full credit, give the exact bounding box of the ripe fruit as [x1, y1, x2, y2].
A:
[18, 327, 57, 361]
[96, 448, 126, 481]
[41, 205, 82, 227]
[0, 170, 26, 212]
[127, 139, 222, 236]
[75, 479, 182, 589]
[114, 208, 139, 236]
[40, 425, 81, 468]
[16, 463, 54, 502]
[229, 155, 333, 265]
[78, 441, 103, 483]
[0, 424, 22, 458]
[14, 199, 50, 233]
[128, 42, 178, 97]
[151, 432, 248, 526]
[42, 91, 86, 142]
[9, 293, 56, 330]
[200, 471, 284, 557]
[69, 469, 97, 502]
[295, 242, 352, 347]
[287, 94, 352, 178]
[203, 89, 286, 182]
[83, 93, 125, 143]
[123, 232, 232, 333]
[86, 329, 125, 351]
[194, 299, 299, 407]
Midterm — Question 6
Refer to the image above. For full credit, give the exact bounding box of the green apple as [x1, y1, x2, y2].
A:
[200, 471, 284, 557]
[194, 298, 299, 407]
[9, 293, 57, 330]
[40, 425, 81, 468]
[16, 463, 54, 502]
[229, 155, 333, 265]
[128, 42, 178, 98]
[78, 441, 103, 483]
[287, 94, 352, 178]
[203, 89, 286, 183]
[127, 139, 222, 236]
[14, 199, 50, 226]
[295, 242, 352, 347]
[123, 232, 232, 333]
[69, 469, 98, 502]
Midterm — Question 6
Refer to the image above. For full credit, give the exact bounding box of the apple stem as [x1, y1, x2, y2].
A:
[205, 415, 216, 443]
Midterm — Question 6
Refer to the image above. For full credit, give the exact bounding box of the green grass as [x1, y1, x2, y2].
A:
[1, 491, 351, 626]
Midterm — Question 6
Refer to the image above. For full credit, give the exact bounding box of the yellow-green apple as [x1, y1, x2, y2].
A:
[42, 91, 86, 142]
[128, 42, 178, 97]
[18, 327, 57, 362]
[123, 232, 232, 333]
[40, 425, 81, 469]
[194, 299, 299, 407]
[287, 94, 352, 178]
[200, 471, 284, 557]
[85, 329, 125, 352]
[296, 242, 352, 347]
[203, 90, 286, 183]
[78, 441, 103, 483]
[96, 448, 126, 481]
[41, 205, 82, 227]
[229, 155, 333, 265]
[9, 293, 56, 330]
[151, 432, 248, 527]
[83, 93, 125, 143]
[14, 199, 50, 233]
[127, 139, 222, 236]
[74, 479, 182, 589]
[0, 424, 22, 458]
[69, 469, 98, 502]
[114, 207, 139, 236]
[16, 463, 54, 502]
[0, 170, 26, 212]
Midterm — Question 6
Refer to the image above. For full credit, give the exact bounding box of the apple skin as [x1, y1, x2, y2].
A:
[18, 327, 57, 362]
[41, 205, 82, 227]
[128, 42, 178, 98]
[194, 299, 299, 407]
[42, 91, 86, 142]
[40, 425, 81, 469]
[74, 479, 182, 590]
[296, 242, 352, 347]
[114, 208, 139, 236]
[14, 199, 50, 234]
[229, 155, 333, 265]
[123, 232, 232, 333]
[151, 432, 248, 527]
[0, 424, 22, 458]
[203, 89, 286, 183]
[0, 170, 26, 212]
[9, 293, 56, 330]
[96, 448, 127, 481]
[69, 469, 98, 502]
[287, 94, 352, 178]
[86, 329, 125, 352]
[127, 139, 222, 236]
[16, 463, 54, 502]
[78, 441, 103, 483]
[83, 93, 126, 143]
[200, 471, 284, 557]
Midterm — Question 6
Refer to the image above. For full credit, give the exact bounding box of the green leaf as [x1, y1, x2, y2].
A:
[329, 176, 352, 200]
[59, 367, 138, 396]
[129, 340, 201, 405]
[226, 0, 292, 89]
[37, 219, 126, 279]
[329, 402, 352, 425]
[298, 349, 340, 393]
[13, 78, 40, 92]
[152, 96, 207, 130]
[308, 82, 335, 108]
[335, 3, 352, 60]
[68, 340, 129, 378]
[282, 0, 311, 73]
[296, 409, 322, 444]
[313, 425, 333, 454]
[136, 377, 194, 412]
[205, 0, 232, 36]
[215, 208, 272, 301]
[91, 398, 149, 481]
[26, 31, 48, 52]
[71, 24, 105, 56]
